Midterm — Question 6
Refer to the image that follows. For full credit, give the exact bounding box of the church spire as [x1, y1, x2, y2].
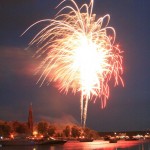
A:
[28, 103, 33, 135]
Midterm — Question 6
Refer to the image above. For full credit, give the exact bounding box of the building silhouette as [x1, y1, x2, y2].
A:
[28, 103, 33, 134]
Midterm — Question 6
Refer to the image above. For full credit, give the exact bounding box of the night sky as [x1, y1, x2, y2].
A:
[0, 0, 150, 132]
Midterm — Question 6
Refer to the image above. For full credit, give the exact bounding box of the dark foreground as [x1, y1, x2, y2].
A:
[0, 140, 150, 150]
[0, 138, 67, 146]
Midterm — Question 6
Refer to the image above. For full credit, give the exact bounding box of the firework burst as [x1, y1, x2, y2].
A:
[24, 0, 124, 127]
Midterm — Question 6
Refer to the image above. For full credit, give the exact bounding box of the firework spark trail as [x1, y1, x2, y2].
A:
[25, 0, 124, 127]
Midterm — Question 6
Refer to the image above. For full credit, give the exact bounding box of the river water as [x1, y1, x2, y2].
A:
[0, 140, 150, 150]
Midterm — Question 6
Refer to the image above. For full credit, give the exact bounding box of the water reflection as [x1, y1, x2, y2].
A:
[62, 140, 150, 150]
[0, 140, 150, 150]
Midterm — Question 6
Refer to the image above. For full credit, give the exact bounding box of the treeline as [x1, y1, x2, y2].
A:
[0, 121, 30, 137]
[0, 120, 99, 139]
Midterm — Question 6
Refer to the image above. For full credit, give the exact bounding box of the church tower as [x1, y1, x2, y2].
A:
[28, 103, 33, 135]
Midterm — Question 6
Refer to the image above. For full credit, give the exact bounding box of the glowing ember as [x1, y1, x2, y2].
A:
[24, 0, 124, 127]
